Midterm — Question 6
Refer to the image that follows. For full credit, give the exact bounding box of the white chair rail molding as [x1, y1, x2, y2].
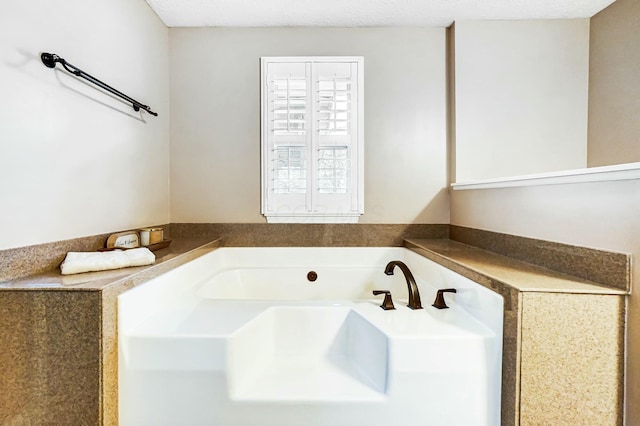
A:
[451, 162, 640, 190]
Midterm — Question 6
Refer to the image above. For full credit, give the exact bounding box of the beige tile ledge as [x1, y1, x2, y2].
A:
[0, 238, 221, 425]
[0, 238, 221, 291]
[405, 238, 628, 295]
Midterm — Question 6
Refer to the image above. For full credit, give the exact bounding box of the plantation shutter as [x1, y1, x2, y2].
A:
[314, 61, 360, 214]
[264, 62, 311, 214]
[261, 57, 363, 223]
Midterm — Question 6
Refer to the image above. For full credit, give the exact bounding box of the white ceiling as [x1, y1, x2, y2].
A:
[145, 0, 616, 28]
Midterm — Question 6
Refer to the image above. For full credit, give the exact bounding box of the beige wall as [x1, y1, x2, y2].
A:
[450, 180, 640, 423]
[588, 0, 640, 167]
[453, 20, 589, 182]
[0, 0, 170, 251]
[452, 11, 640, 419]
[169, 27, 449, 224]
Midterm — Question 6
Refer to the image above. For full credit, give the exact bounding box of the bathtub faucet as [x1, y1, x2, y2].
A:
[384, 261, 423, 310]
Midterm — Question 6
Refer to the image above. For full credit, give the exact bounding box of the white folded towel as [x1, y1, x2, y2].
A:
[60, 248, 156, 275]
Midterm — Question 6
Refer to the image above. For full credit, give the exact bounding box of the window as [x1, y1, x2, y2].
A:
[261, 57, 364, 223]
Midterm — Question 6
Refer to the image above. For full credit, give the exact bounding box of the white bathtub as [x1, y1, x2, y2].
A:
[119, 247, 503, 426]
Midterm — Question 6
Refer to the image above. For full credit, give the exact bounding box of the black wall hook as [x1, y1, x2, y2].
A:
[40, 52, 158, 117]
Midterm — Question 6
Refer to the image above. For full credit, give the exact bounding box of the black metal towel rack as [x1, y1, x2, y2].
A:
[40, 52, 158, 117]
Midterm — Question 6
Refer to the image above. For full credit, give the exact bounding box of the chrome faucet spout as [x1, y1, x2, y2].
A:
[384, 260, 423, 310]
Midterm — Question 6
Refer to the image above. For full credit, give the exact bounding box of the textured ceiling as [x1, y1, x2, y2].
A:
[145, 0, 616, 27]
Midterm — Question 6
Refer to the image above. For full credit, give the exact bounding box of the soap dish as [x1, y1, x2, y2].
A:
[146, 239, 172, 252]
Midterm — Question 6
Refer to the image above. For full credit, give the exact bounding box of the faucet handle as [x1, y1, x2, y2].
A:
[432, 288, 457, 309]
[373, 290, 396, 310]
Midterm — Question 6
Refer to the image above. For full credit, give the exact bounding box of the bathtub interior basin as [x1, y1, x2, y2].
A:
[198, 267, 385, 300]
[194, 247, 440, 302]
[228, 306, 388, 401]
[119, 247, 503, 426]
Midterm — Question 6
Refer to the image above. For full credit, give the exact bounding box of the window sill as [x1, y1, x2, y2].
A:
[451, 162, 640, 191]
[265, 214, 361, 224]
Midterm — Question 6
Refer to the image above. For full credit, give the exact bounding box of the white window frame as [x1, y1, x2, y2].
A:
[261, 56, 364, 223]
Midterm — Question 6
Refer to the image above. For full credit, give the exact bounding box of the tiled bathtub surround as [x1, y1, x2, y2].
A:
[0, 224, 171, 283]
[0, 224, 630, 425]
[0, 233, 110, 283]
[450, 225, 630, 291]
[0, 224, 446, 282]
[519, 293, 624, 425]
[0, 290, 101, 424]
[0, 238, 220, 425]
[406, 238, 627, 426]
[3, 224, 627, 290]
[170, 223, 450, 247]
